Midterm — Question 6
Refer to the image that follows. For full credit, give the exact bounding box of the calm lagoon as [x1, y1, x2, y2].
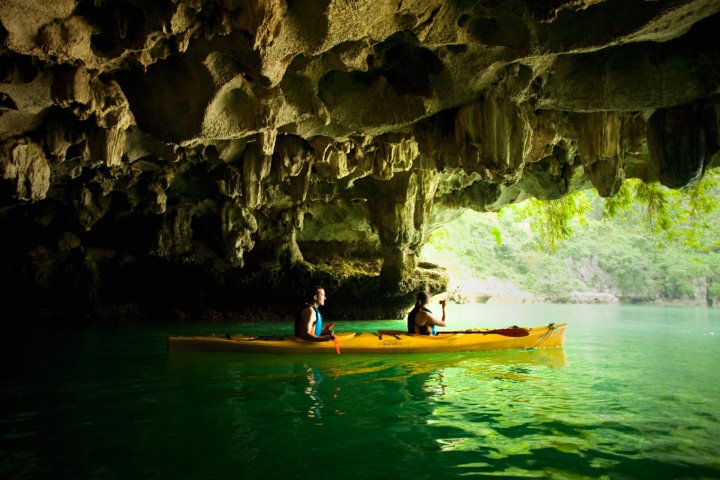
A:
[2, 304, 719, 479]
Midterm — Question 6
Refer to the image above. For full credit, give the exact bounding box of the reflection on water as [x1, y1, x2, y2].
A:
[3, 305, 720, 479]
[407, 348, 571, 468]
[423, 370, 447, 397]
[302, 367, 345, 420]
[304, 367, 324, 419]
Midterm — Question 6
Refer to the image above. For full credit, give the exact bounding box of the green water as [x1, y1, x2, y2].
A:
[2, 304, 719, 479]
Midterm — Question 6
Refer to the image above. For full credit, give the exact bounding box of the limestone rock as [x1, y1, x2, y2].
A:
[1, 0, 720, 317]
[1, 140, 50, 200]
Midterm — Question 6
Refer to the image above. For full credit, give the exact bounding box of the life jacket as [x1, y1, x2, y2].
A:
[407, 306, 436, 336]
[295, 304, 323, 337]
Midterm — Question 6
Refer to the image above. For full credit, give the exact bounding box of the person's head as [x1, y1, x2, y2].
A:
[415, 290, 430, 308]
[307, 285, 326, 307]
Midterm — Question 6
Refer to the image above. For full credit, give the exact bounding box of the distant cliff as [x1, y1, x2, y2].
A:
[422, 205, 720, 308]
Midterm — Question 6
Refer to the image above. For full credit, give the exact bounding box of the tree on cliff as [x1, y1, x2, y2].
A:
[518, 168, 720, 252]
[422, 169, 720, 304]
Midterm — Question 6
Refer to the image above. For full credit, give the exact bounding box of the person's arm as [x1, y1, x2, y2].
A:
[300, 307, 335, 342]
[427, 300, 447, 327]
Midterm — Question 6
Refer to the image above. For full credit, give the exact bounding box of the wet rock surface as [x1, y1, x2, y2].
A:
[1, 1, 719, 320]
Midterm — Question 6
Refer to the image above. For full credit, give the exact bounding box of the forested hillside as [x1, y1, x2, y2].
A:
[421, 177, 720, 306]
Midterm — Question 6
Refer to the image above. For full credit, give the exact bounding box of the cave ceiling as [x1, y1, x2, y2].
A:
[2, 0, 720, 289]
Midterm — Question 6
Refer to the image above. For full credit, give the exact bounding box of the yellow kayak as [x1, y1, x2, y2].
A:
[168, 323, 566, 354]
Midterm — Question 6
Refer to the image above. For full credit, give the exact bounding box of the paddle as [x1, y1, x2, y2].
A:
[323, 323, 340, 354]
[445, 328, 530, 337]
[377, 328, 529, 337]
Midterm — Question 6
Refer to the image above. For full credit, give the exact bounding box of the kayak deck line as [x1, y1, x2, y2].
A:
[168, 323, 566, 354]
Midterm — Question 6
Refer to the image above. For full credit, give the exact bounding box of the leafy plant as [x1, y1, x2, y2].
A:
[515, 191, 591, 252]
[602, 171, 720, 249]
[421, 168, 720, 304]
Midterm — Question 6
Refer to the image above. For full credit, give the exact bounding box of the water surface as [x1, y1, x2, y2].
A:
[2, 304, 719, 479]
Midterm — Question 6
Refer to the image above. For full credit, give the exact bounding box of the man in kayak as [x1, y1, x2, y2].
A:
[407, 291, 447, 335]
[296, 285, 336, 342]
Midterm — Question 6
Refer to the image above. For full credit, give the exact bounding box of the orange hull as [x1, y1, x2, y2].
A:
[168, 323, 566, 354]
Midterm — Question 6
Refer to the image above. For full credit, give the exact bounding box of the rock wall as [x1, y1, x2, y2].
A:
[1, 0, 720, 320]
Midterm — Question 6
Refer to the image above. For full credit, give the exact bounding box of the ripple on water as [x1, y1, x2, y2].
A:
[2, 306, 720, 479]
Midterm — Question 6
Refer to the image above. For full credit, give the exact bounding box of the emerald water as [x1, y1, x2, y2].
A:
[2, 304, 719, 479]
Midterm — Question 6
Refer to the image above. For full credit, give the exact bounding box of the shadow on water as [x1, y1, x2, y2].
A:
[158, 348, 569, 478]
[5, 303, 719, 480]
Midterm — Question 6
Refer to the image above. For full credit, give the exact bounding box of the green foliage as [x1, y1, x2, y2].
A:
[421, 169, 720, 304]
[427, 226, 450, 251]
[602, 171, 720, 249]
[519, 251, 584, 298]
[490, 226, 502, 246]
[516, 191, 591, 252]
[518, 170, 720, 252]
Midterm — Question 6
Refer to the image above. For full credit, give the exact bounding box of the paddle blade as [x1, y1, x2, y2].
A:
[487, 328, 529, 337]
[332, 335, 341, 354]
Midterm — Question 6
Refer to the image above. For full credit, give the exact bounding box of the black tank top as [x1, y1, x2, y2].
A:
[407, 306, 433, 335]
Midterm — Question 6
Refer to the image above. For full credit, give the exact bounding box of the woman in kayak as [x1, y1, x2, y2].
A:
[407, 291, 447, 335]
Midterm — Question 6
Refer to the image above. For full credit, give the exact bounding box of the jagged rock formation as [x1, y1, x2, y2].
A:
[1, 0, 720, 320]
